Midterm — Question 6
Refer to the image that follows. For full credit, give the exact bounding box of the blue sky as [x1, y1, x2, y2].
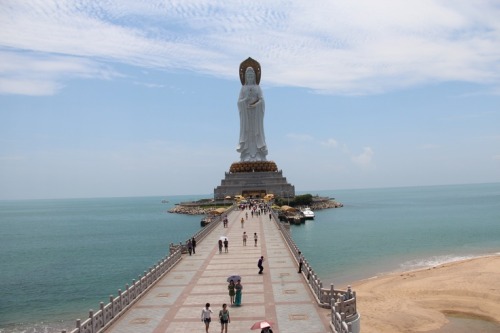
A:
[1, 1, 499, 200]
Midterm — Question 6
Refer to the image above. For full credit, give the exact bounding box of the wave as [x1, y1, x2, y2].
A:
[398, 252, 499, 272]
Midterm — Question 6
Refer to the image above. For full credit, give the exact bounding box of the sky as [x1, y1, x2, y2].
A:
[1, 0, 499, 200]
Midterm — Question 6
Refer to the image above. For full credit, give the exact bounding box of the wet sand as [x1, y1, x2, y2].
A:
[346, 255, 500, 333]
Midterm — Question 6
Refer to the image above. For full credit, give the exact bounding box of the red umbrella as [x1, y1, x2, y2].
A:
[250, 320, 273, 330]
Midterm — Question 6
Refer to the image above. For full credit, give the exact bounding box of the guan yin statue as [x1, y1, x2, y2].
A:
[237, 59, 268, 161]
[213, 57, 295, 200]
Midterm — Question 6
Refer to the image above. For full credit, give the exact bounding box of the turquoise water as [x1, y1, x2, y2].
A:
[292, 183, 500, 285]
[0, 195, 205, 333]
[1, 183, 499, 333]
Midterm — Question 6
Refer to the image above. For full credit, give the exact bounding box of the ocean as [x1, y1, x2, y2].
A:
[1, 183, 499, 333]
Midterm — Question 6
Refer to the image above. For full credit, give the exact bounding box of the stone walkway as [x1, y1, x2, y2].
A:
[103, 208, 331, 333]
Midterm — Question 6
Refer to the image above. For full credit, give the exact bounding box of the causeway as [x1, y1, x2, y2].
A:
[102, 208, 331, 333]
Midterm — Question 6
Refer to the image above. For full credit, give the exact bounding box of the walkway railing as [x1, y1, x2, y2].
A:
[272, 210, 359, 333]
[63, 206, 235, 333]
[62, 247, 182, 333]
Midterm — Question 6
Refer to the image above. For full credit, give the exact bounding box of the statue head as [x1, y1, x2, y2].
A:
[239, 57, 261, 85]
[244, 67, 256, 85]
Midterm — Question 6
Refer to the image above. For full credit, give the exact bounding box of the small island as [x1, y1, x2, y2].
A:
[168, 194, 343, 215]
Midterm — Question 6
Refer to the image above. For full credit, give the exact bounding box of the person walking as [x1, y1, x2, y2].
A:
[201, 302, 213, 333]
[240, 217, 244, 228]
[187, 239, 193, 256]
[298, 251, 304, 273]
[258, 256, 264, 274]
[234, 280, 243, 306]
[254, 233, 258, 247]
[224, 238, 229, 253]
[191, 237, 196, 254]
[219, 303, 230, 333]
[218, 239, 223, 254]
[228, 280, 235, 305]
[242, 232, 247, 246]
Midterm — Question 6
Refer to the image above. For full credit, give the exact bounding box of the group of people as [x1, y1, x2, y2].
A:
[218, 237, 229, 254]
[201, 280, 241, 333]
[227, 279, 243, 305]
[201, 302, 230, 333]
[202, 278, 274, 333]
[187, 237, 196, 256]
[241, 231, 258, 247]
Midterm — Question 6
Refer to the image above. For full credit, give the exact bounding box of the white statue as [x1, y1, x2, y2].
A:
[237, 64, 268, 161]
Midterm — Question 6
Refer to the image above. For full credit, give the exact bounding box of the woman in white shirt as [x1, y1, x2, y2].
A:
[201, 302, 213, 333]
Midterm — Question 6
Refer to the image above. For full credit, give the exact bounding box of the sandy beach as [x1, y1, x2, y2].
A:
[347, 254, 500, 333]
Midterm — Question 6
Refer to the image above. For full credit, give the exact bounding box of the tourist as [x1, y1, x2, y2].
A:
[298, 251, 303, 273]
[242, 232, 247, 246]
[258, 256, 264, 274]
[254, 233, 258, 247]
[234, 280, 243, 306]
[224, 238, 229, 253]
[228, 280, 235, 305]
[187, 239, 193, 256]
[344, 285, 354, 300]
[218, 239, 223, 254]
[219, 303, 230, 333]
[261, 327, 273, 333]
[201, 303, 213, 333]
[191, 237, 196, 254]
[241, 217, 244, 228]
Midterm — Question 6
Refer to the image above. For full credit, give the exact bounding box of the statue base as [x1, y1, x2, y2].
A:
[214, 161, 295, 200]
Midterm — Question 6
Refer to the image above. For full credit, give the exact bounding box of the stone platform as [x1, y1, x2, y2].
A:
[214, 162, 295, 200]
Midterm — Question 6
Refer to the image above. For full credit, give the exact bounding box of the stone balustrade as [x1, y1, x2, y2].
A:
[62, 247, 182, 333]
[273, 210, 359, 333]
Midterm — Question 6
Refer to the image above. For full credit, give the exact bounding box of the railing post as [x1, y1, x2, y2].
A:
[89, 310, 94, 333]
[330, 283, 335, 304]
[118, 289, 122, 310]
[100, 302, 105, 325]
[76, 319, 81, 333]
[109, 295, 114, 317]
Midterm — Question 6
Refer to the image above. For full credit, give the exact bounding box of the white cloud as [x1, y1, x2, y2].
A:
[0, 0, 499, 95]
[0, 50, 119, 95]
[351, 147, 375, 168]
[321, 138, 339, 148]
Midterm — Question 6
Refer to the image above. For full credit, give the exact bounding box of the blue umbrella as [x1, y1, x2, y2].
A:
[227, 275, 241, 283]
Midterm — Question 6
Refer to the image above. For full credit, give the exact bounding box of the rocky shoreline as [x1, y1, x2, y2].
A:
[168, 198, 342, 215]
[310, 199, 343, 210]
[167, 205, 216, 215]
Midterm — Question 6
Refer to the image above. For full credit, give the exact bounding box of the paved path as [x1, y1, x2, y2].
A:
[104, 208, 331, 333]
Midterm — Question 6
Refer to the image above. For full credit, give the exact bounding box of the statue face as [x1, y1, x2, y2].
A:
[245, 68, 255, 84]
